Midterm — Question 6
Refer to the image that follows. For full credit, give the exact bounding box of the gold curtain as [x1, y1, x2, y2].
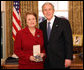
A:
[6, 1, 38, 57]
[69, 1, 83, 53]
[69, 1, 83, 35]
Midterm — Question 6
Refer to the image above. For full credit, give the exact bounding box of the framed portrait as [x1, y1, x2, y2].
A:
[73, 35, 83, 46]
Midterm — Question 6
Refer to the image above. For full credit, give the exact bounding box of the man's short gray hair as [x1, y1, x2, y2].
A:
[42, 2, 54, 11]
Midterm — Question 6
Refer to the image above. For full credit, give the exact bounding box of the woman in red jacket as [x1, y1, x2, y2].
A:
[14, 11, 45, 69]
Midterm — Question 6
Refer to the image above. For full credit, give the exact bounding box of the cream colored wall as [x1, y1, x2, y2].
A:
[1, 1, 6, 12]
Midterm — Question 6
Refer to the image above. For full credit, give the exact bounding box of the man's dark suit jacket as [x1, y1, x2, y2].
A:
[39, 16, 73, 69]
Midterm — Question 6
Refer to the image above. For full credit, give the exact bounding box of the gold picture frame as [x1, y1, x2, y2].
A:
[73, 35, 83, 46]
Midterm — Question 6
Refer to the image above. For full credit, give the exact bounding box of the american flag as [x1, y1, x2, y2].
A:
[12, 1, 22, 40]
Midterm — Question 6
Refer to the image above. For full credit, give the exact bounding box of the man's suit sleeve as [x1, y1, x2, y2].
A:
[63, 19, 73, 60]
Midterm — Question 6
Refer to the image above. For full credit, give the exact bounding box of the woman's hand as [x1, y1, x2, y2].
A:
[38, 53, 45, 58]
[29, 53, 45, 62]
[29, 56, 36, 61]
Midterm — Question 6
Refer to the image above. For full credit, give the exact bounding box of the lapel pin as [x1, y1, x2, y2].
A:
[56, 25, 58, 27]
[37, 35, 40, 38]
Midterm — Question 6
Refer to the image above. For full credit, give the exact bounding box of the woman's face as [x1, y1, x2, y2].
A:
[26, 14, 36, 28]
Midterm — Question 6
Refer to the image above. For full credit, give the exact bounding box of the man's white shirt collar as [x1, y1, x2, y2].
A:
[47, 16, 55, 29]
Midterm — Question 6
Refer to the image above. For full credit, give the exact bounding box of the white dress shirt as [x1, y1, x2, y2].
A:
[47, 16, 55, 30]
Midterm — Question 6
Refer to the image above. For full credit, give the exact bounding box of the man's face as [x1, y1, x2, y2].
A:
[42, 4, 55, 21]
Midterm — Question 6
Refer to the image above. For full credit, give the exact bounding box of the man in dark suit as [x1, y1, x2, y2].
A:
[39, 2, 73, 69]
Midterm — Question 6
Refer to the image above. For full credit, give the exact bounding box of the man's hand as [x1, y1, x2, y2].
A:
[65, 59, 71, 68]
